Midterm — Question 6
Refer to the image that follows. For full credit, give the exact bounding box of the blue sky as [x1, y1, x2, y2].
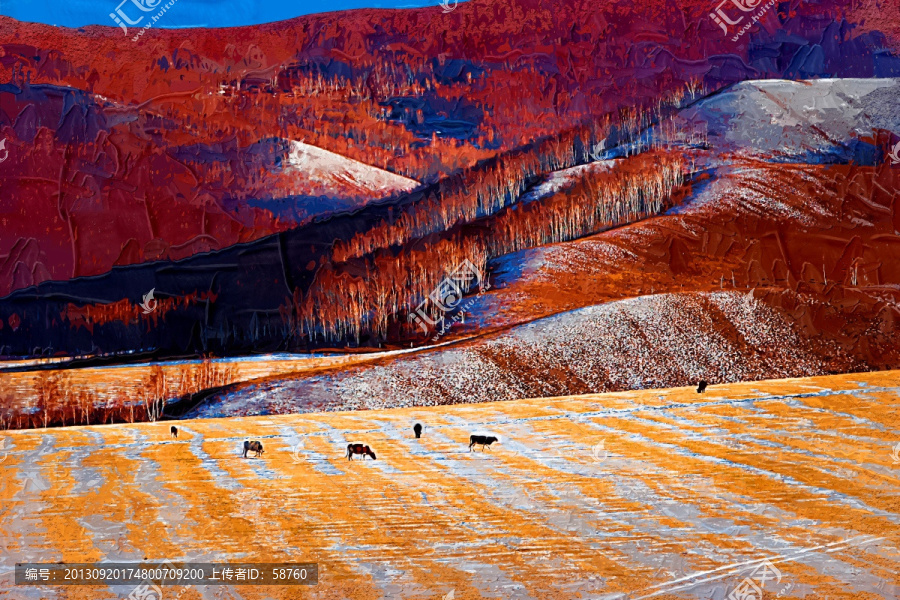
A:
[1, 0, 450, 28]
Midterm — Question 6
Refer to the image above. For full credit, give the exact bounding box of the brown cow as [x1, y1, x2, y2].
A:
[347, 443, 376, 460]
[243, 440, 264, 458]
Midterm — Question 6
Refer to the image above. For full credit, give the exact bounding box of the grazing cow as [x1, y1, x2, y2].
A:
[170, 425, 178, 439]
[469, 435, 499, 452]
[697, 380, 708, 393]
[243, 440, 264, 458]
[347, 443, 376, 460]
[414, 423, 423, 439]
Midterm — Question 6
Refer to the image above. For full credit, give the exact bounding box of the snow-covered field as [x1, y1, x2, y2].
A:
[1, 371, 898, 599]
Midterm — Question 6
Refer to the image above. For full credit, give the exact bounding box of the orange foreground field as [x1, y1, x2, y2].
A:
[0, 371, 898, 599]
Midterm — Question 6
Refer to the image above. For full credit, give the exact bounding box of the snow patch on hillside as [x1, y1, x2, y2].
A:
[518, 160, 617, 205]
[682, 77, 900, 159]
[286, 140, 419, 197]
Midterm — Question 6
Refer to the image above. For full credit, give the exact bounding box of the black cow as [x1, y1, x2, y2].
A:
[243, 440, 264, 458]
[697, 380, 708, 393]
[413, 423, 423, 439]
[469, 435, 499, 452]
[347, 443, 376, 460]
[170, 426, 178, 439]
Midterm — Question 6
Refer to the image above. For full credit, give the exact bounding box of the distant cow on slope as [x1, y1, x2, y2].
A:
[469, 435, 499, 452]
[697, 380, 708, 393]
[170, 426, 178, 439]
[414, 423, 423, 439]
[347, 443, 376, 460]
[243, 440, 264, 458]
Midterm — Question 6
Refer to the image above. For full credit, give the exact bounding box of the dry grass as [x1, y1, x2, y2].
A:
[0, 371, 898, 599]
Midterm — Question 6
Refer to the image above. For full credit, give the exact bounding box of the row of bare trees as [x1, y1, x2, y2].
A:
[331, 80, 705, 266]
[274, 83, 705, 344]
[290, 149, 689, 343]
[332, 117, 614, 263]
[0, 360, 239, 430]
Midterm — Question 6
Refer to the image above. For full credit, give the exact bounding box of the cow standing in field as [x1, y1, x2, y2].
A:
[414, 423, 423, 439]
[697, 380, 708, 393]
[347, 444, 376, 460]
[170, 426, 178, 439]
[243, 440, 264, 458]
[469, 435, 499, 452]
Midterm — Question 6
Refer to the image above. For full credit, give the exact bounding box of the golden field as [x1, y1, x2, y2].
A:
[0, 371, 898, 599]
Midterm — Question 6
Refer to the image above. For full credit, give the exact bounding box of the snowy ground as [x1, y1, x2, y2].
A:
[517, 160, 617, 205]
[189, 290, 856, 417]
[673, 78, 900, 160]
[1, 371, 898, 599]
[285, 140, 419, 197]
